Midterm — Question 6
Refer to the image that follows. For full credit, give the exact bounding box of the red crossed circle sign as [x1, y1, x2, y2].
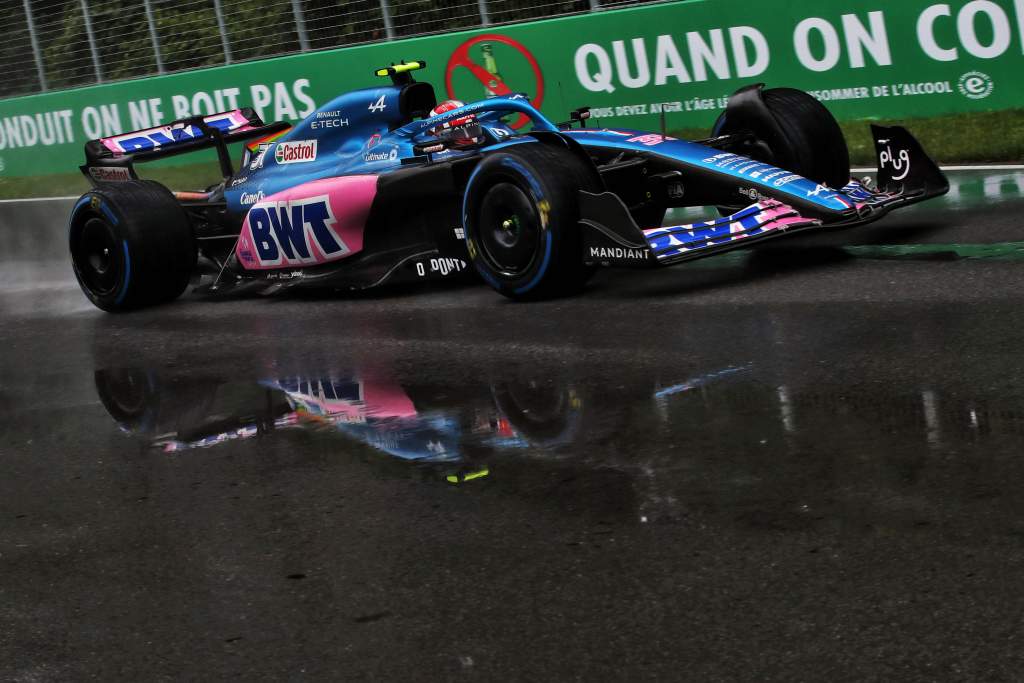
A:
[445, 34, 545, 129]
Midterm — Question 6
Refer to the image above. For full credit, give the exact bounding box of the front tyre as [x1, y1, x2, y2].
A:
[713, 86, 851, 189]
[463, 142, 599, 300]
[69, 180, 196, 312]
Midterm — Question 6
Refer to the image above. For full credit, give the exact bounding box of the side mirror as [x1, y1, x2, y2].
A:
[558, 107, 591, 130]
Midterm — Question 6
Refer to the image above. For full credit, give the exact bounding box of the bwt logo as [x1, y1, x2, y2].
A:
[246, 196, 348, 265]
[109, 113, 243, 153]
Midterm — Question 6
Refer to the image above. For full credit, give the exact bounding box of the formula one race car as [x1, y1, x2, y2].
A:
[69, 60, 948, 312]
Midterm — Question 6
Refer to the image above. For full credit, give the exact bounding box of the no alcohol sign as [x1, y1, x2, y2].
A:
[445, 34, 545, 129]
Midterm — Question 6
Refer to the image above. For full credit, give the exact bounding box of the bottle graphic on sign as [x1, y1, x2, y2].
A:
[481, 43, 502, 97]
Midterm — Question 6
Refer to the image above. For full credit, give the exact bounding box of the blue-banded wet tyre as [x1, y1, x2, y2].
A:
[69, 180, 196, 312]
[462, 142, 600, 300]
[713, 87, 851, 189]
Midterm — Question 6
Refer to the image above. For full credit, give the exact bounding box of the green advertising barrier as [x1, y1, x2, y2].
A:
[1, 0, 1022, 178]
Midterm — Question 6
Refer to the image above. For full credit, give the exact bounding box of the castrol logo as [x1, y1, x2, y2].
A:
[274, 140, 318, 165]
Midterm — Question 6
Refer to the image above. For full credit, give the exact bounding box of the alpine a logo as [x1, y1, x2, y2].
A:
[275, 140, 317, 165]
[806, 184, 834, 198]
[245, 196, 348, 266]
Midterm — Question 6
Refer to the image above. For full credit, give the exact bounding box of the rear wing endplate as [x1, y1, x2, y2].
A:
[80, 108, 291, 185]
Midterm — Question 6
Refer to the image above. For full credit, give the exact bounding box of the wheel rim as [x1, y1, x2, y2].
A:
[476, 182, 542, 278]
[75, 216, 122, 296]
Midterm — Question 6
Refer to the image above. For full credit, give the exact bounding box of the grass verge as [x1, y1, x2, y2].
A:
[841, 109, 1024, 167]
[675, 110, 1019, 168]
[674, 108, 1024, 167]
[0, 161, 226, 200]
[1, 110, 1021, 199]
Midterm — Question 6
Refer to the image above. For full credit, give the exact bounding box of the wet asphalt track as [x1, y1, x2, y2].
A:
[4, 171, 1024, 680]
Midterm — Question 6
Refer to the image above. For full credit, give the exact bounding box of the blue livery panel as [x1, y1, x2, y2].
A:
[564, 129, 855, 215]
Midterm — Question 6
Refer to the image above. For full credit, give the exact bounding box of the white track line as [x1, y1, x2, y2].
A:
[0, 165, 1021, 203]
[0, 195, 79, 204]
[852, 164, 1024, 172]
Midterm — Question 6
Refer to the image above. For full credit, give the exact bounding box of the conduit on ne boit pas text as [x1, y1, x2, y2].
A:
[0, 0, 1021, 176]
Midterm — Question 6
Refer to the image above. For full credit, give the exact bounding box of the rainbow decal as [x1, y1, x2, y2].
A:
[246, 126, 291, 153]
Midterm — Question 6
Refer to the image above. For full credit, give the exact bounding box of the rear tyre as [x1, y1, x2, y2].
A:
[463, 142, 600, 300]
[713, 87, 850, 189]
[69, 180, 196, 312]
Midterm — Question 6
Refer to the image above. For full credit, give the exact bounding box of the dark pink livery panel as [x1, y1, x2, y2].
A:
[236, 175, 379, 270]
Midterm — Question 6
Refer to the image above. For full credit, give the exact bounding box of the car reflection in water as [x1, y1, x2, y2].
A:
[94, 364, 606, 484]
[93, 358, 1024, 527]
[94, 363, 748, 490]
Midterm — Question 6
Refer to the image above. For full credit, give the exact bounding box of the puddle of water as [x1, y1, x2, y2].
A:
[843, 241, 1024, 261]
[91, 350, 1024, 525]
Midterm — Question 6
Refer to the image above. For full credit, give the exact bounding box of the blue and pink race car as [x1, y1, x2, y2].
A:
[69, 60, 948, 312]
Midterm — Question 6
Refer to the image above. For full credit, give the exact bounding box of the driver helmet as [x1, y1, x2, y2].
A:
[428, 100, 482, 147]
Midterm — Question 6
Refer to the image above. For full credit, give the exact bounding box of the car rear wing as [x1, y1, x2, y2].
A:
[80, 108, 291, 185]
